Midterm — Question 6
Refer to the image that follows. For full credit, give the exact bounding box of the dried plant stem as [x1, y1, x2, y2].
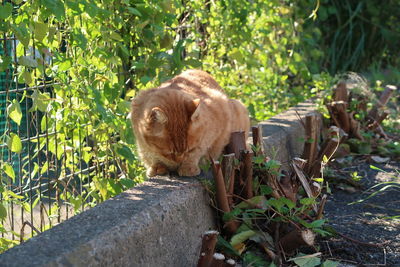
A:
[197, 231, 219, 267]
[224, 131, 246, 159]
[252, 125, 264, 155]
[221, 153, 235, 207]
[302, 115, 319, 173]
[211, 159, 238, 234]
[241, 150, 254, 199]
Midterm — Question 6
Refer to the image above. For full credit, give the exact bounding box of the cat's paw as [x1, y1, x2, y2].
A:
[178, 164, 200, 177]
[146, 163, 168, 177]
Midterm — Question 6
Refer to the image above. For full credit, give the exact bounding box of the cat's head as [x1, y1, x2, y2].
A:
[132, 89, 202, 163]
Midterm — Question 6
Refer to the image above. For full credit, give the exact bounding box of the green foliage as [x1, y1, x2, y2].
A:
[300, 0, 400, 73]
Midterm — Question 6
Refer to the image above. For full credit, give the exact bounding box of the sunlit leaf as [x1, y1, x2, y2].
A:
[7, 133, 23, 154]
[7, 100, 22, 126]
[2, 162, 15, 181]
[0, 203, 7, 220]
[0, 2, 12, 19]
[230, 230, 256, 246]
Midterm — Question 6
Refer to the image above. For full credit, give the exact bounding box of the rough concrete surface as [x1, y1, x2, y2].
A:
[258, 101, 321, 169]
[0, 177, 215, 267]
[0, 101, 319, 267]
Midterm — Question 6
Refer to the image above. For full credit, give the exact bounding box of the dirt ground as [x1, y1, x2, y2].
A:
[320, 158, 400, 266]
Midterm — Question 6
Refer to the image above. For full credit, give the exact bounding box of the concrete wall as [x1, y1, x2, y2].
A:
[0, 101, 319, 267]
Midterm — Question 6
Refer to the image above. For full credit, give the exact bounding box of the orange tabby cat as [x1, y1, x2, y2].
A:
[131, 69, 250, 177]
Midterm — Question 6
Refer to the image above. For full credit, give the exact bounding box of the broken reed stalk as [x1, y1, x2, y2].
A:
[334, 82, 348, 102]
[241, 150, 254, 199]
[197, 230, 219, 267]
[310, 137, 339, 179]
[292, 159, 318, 212]
[302, 115, 319, 173]
[221, 153, 236, 207]
[279, 229, 316, 255]
[225, 259, 236, 266]
[252, 125, 264, 155]
[326, 105, 342, 131]
[349, 112, 364, 140]
[20, 221, 41, 243]
[316, 194, 327, 220]
[209, 253, 225, 267]
[211, 159, 238, 234]
[368, 110, 390, 130]
[224, 131, 246, 159]
[368, 85, 397, 120]
[278, 170, 297, 203]
[331, 101, 350, 133]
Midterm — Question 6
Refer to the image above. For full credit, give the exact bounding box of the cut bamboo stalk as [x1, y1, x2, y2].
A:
[241, 150, 254, 199]
[334, 82, 348, 102]
[368, 85, 397, 119]
[293, 157, 307, 170]
[279, 229, 316, 255]
[197, 230, 219, 267]
[224, 131, 246, 159]
[331, 101, 350, 133]
[316, 194, 327, 220]
[327, 105, 342, 130]
[225, 258, 236, 266]
[211, 159, 239, 234]
[368, 111, 390, 130]
[209, 253, 225, 267]
[310, 138, 339, 178]
[349, 112, 364, 140]
[292, 161, 318, 213]
[252, 125, 265, 156]
[302, 115, 319, 173]
[279, 170, 297, 203]
[221, 153, 236, 207]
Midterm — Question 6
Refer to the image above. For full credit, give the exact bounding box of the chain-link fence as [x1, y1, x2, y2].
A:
[0, 33, 121, 248]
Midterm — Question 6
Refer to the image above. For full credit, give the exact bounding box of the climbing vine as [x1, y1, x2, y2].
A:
[0, 0, 328, 251]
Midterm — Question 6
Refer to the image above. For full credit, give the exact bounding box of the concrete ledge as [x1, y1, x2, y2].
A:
[0, 178, 215, 267]
[259, 101, 320, 169]
[0, 101, 319, 267]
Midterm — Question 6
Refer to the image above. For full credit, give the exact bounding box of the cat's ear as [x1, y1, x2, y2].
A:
[186, 98, 201, 120]
[149, 107, 167, 124]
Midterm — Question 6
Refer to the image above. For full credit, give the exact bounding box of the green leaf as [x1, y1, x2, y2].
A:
[12, 24, 30, 47]
[127, 7, 142, 16]
[18, 56, 38, 68]
[22, 69, 33, 85]
[120, 178, 135, 189]
[236, 195, 268, 209]
[0, 3, 13, 19]
[114, 144, 135, 164]
[7, 100, 22, 126]
[268, 198, 285, 212]
[34, 21, 48, 42]
[289, 253, 321, 267]
[370, 165, 384, 172]
[7, 133, 23, 154]
[300, 197, 316, 206]
[260, 185, 273, 195]
[322, 260, 339, 267]
[0, 203, 7, 220]
[230, 230, 256, 246]
[0, 55, 12, 71]
[2, 162, 15, 181]
[309, 219, 326, 228]
[30, 90, 50, 112]
[43, 0, 66, 20]
[216, 235, 240, 257]
[280, 197, 296, 209]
